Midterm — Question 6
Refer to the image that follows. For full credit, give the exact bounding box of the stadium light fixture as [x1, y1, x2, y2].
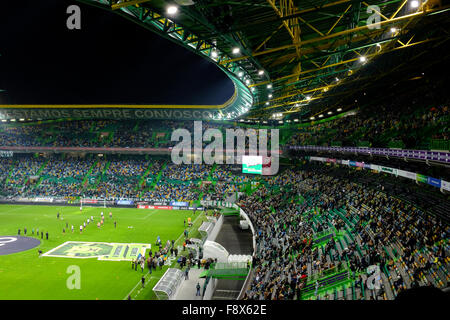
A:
[245, 79, 251, 85]
[337, 108, 342, 112]
[19, 118, 25, 121]
[10, 119, 16, 122]
[238, 71, 244, 77]
[335, 77, 339, 82]
[410, 1, 420, 8]
[266, 102, 270, 105]
[232, 47, 240, 55]
[359, 56, 367, 62]
[318, 114, 323, 118]
[306, 96, 311, 101]
[310, 117, 315, 120]
[1, 119, 6, 122]
[251, 87, 255, 92]
[390, 27, 398, 33]
[166, 5, 178, 15]
[211, 51, 218, 58]
[268, 94, 273, 98]
[258, 70, 264, 76]
[267, 84, 272, 89]
[328, 111, 332, 115]
[294, 119, 299, 122]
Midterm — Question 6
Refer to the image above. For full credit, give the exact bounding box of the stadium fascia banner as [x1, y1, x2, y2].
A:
[0, 107, 218, 121]
[308, 157, 449, 191]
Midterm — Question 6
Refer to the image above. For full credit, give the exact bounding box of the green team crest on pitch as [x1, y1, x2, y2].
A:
[42, 241, 151, 261]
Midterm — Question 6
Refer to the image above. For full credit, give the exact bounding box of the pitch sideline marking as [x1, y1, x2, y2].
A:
[123, 212, 205, 300]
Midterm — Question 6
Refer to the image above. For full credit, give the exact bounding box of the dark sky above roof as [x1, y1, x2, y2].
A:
[0, 0, 235, 105]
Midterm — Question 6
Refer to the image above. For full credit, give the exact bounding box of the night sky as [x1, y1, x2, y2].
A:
[0, 0, 235, 105]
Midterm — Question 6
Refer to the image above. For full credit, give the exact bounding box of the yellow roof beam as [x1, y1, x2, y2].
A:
[220, 6, 449, 65]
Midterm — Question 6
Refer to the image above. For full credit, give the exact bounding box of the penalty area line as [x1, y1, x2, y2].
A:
[123, 273, 157, 300]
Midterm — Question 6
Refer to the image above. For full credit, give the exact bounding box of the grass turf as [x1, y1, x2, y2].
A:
[0, 204, 207, 300]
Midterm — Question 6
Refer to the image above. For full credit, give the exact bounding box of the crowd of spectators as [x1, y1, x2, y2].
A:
[288, 95, 449, 149]
[240, 165, 449, 300]
[162, 163, 211, 181]
[141, 182, 199, 202]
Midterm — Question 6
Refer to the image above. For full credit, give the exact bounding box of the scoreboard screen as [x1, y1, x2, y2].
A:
[242, 155, 263, 175]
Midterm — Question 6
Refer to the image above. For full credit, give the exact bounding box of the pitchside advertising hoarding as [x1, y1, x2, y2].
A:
[137, 203, 204, 210]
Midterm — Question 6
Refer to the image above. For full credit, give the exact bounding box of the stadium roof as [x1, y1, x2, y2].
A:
[78, 0, 450, 121]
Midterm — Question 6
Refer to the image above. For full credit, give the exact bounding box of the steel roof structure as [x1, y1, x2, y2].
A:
[79, 0, 450, 121]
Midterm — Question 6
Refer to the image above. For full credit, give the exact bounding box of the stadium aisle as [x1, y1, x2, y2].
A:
[174, 269, 206, 300]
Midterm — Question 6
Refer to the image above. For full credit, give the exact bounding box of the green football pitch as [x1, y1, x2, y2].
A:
[0, 204, 207, 300]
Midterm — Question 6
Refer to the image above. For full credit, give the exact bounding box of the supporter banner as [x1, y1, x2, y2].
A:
[188, 207, 204, 211]
[326, 158, 336, 163]
[380, 166, 398, 175]
[442, 180, 450, 192]
[137, 205, 173, 210]
[200, 200, 233, 208]
[117, 200, 134, 205]
[309, 157, 447, 191]
[82, 199, 98, 204]
[310, 156, 326, 162]
[416, 174, 428, 184]
[398, 170, 416, 180]
[427, 177, 441, 188]
[0, 151, 13, 157]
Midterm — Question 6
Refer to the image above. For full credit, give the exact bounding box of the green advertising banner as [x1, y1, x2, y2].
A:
[416, 174, 428, 183]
